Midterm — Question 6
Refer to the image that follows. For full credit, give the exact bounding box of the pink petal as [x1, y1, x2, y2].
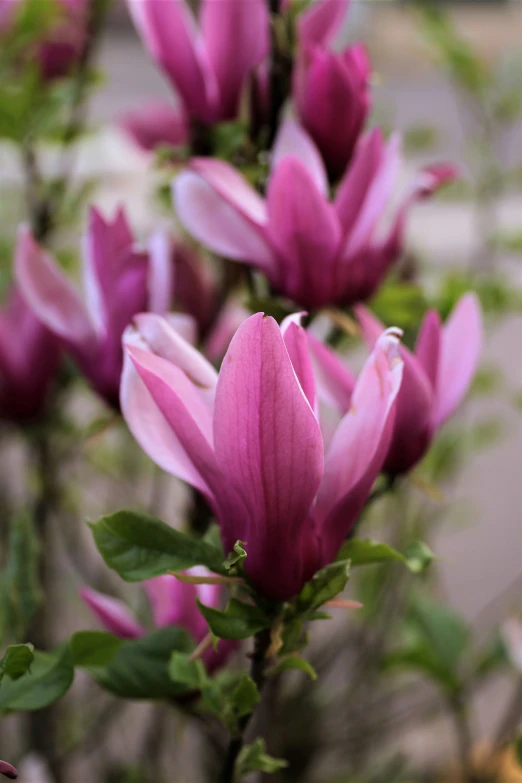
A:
[204, 300, 249, 363]
[298, 0, 350, 48]
[434, 293, 483, 428]
[14, 224, 96, 347]
[414, 309, 442, 391]
[143, 573, 207, 640]
[281, 313, 317, 413]
[315, 328, 403, 560]
[127, 0, 213, 121]
[343, 133, 401, 258]
[0, 760, 17, 780]
[334, 127, 386, 236]
[80, 586, 144, 639]
[307, 332, 355, 412]
[173, 167, 274, 272]
[353, 303, 385, 347]
[147, 231, 175, 314]
[266, 157, 342, 307]
[271, 119, 328, 196]
[126, 343, 219, 495]
[133, 313, 218, 394]
[119, 101, 189, 152]
[201, 0, 269, 120]
[120, 343, 211, 496]
[213, 314, 324, 600]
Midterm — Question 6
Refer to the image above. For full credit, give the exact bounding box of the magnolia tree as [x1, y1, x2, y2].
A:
[0, 0, 521, 781]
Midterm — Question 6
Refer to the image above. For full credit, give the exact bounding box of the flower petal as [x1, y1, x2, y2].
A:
[15, 224, 95, 347]
[281, 313, 317, 413]
[173, 167, 274, 272]
[125, 342, 219, 496]
[0, 759, 17, 780]
[80, 587, 144, 639]
[266, 157, 341, 307]
[213, 313, 324, 600]
[434, 293, 482, 428]
[201, 0, 269, 119]
[316, 328, 403, 560]
[127, 0, 213, 121]
[307, 331, 355, 412]
[271, 119, 328, 196]
[147, 231, 175, 314]
[298, 0, 350, 48]
[414, 309, 442, 391]
[119, 101, 189, 152]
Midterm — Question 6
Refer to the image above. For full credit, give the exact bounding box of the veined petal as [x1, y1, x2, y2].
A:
[414, 309, 442, 391]
[298, 0, 350, 48]
[434, 293, 482, 428]
[15, 224, 96, 347]
[201, 0, 269, 119]
[281, 313, 317, 413]
[173, 169, 274, 272]
[126, 343, 219, 494]
[316, 328, 403, 559]
[127, 0, 212, 121]
[80, 587, 144, 639]
[335, 127, 384, 235]
[213, 314, 324, 600]
[266, 157, 341, 306]
[271, 119, 328, 196]
[307, 331, 355, 412]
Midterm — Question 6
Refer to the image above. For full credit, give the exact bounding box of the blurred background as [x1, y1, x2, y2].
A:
[0, 1, 521, 781]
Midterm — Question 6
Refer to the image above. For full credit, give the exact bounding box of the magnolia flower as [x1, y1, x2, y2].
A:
[174, 120, 456, 311]
[127, 0, 269, 125]
[308, 294, 482, 476]
[119, 101, 189, 153]
[15, 209, 178, 409]
[120, 311, 403, 601]
[81, 570, 235, 672]
[294, 0, 371, 180]
[1, 0, 88, 80]
[0, 282, 60, 423]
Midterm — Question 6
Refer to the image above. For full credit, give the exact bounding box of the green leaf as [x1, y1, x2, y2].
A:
[0, 644, 34, 681]
[169, 652, 207, 690]
[296, 561, 350, 615]
[223, 540, 247, 571]
[337, 538, 433, 574]
[196, 599, 270, 640]
[69, 632, 123, 668]
[86, 627, 194, 700]
[273, 656, 317, 681]
[0, 645, 74, 712]
[237, 738, 288, 776]
[229, 676, 260, 718]
[402, 541, 435, 574]
[280, 618, 305, 655]
[90, 510, 225, 581]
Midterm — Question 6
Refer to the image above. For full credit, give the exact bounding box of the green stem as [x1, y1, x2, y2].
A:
[218, 628, 273, 783]
[448, 689, 478, 783]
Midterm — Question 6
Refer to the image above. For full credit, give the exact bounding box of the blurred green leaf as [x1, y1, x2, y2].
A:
[337, 538, 433, 574]
[228, 675, 260, 719]
[369, 282, 428, 332]
[69, 631, 123, 668]
[0, 645, 74, 712]
[0, 644, 34, 681]
[237, 738, 288, 776]
[196, 599, 270, 641]
[169, 651, 207, 690]
[0, 511, 42, 640]
[90, 510, 225, 581]
[223, 540, 247, 572]
[296, 561, 350, 616]
[403, 124, 439, 153]
[273, 655, 317, 681]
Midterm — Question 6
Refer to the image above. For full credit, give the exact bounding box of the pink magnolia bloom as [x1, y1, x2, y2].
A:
[1, 0, 88, 80]
[309, 294, 482, 477]
[15, 209, 177, 409]
[81, 570, 235, 673]
[174, 120, 456, 311]
[0, 760, 17, 780]
[0, 282, 60, 423]
[120, 311, 403, 601]
[294, 42, 371, 181]
[119, 101, 189, 153]
[127, 0, 269, 125]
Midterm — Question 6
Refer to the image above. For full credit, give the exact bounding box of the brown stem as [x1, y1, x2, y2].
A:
[448, 689, 479, 783]
[494, 678, 522, 747]
[218, 628, 273, 783]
